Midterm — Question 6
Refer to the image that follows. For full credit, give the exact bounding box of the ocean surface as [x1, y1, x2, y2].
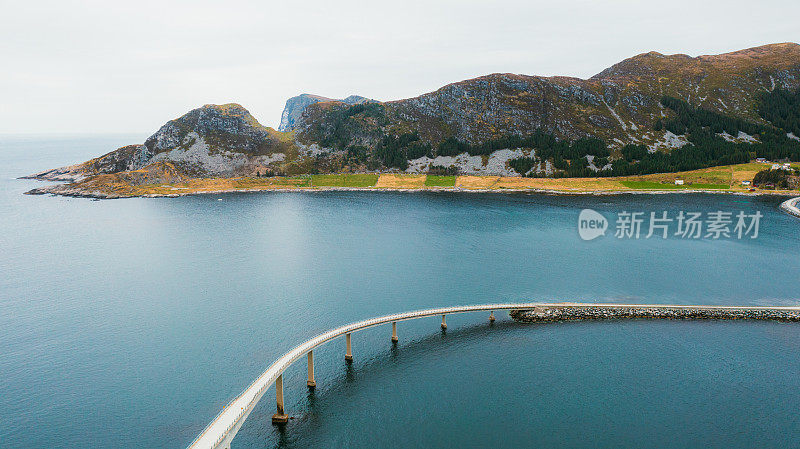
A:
[2, 135, 800, 448]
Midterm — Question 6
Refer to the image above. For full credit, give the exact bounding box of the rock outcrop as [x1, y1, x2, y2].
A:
[26, 161, 186, 198]
[279, 94, 372, 132]
[22, 145, 151, 182]
[141, 103, 295, 176]
[29, 103, 295, 183]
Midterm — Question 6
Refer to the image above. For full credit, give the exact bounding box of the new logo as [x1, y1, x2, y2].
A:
[578, 209, 608, 240]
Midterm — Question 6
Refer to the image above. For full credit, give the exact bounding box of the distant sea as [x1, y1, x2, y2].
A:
[2, 135, 800, 448]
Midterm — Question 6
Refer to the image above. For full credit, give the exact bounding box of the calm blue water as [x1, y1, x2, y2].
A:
[2, 135, 800, 448]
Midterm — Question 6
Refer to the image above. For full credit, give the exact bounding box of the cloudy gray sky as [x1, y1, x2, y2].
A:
[1, 0, 798, 134]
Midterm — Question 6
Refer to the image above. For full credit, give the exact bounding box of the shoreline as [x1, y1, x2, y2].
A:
[24, 183, 799, 199]
[22, 161, 800, 200]
[510, 304, 800, 323]
[21, 161, 800, 200]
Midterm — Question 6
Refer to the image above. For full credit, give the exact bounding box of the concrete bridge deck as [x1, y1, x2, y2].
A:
[187, 302, 800, 449]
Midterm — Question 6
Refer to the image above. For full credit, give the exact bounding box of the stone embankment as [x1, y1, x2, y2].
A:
[780, 197, 800, 218]
[510, 304, 800, 322]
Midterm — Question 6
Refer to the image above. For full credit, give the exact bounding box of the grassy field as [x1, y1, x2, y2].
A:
[76, 162, 799, 197]
[456, 176, 500, 189]
[493, 177, 627, 191]
[122, 176, 314, 196]
[311, 174, 379, 187]
[234, 176, 311, 188]
[424, 175, 456, 187]
[630, 162, 798, 188]
[375, 174, 426, 188]
[619, 181, 729, 190]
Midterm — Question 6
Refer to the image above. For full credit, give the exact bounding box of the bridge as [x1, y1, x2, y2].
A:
[186, 302, 800, 449]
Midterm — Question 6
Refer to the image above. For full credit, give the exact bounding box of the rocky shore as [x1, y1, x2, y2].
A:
[510, 304, 800, 323]
[23, 181, 796, 200]
[24, 185, 135, 199]
[24, 186, 791, 200]
[780, 196, 800, 218]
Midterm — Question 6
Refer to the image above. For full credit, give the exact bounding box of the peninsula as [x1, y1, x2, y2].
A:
[23, 43, 800, 199]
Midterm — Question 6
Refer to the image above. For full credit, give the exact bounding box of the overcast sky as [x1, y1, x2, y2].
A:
[1, 0, 798, 134]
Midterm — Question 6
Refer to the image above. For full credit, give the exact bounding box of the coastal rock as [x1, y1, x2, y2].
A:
[21, 144, 151, 182]
[26, 103, 295, 181]
[25, 161, 186, 198]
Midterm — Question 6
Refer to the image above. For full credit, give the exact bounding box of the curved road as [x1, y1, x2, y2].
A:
[187, 302, 800, 449]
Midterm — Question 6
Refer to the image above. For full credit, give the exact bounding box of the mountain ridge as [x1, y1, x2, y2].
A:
[25, 43, 800, 195]
[295, 43, 800, 147]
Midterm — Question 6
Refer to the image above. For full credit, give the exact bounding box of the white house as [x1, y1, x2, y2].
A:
[674, 179, 684, 185]
[742, 180, 751, 186]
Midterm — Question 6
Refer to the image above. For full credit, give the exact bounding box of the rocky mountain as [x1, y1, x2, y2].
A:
[26, 43, 800, 191]
[296, 43, 800, 151]
[28, 103, 296, 182]
[279, 93, 372, 132]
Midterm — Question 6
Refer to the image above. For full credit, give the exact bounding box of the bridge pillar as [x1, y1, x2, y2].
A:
[441, 315, 447, 329]
[392, 322, 398, 343]
[490, 311, 495, 322]
[271, 374, 288, 424]
[307, 351, 316, 389]
[345, 333, 353, 362]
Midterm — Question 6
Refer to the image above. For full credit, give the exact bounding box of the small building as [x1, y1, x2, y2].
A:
[756, 158, 767, 163]
[741, 180, 751, 186]
[772, 164, 781, 170]
[782, 163, 791, 170]
[674, 179, 684, 185]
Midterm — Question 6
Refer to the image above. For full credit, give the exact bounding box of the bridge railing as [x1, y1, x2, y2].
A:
[187, 303, 545, 448]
